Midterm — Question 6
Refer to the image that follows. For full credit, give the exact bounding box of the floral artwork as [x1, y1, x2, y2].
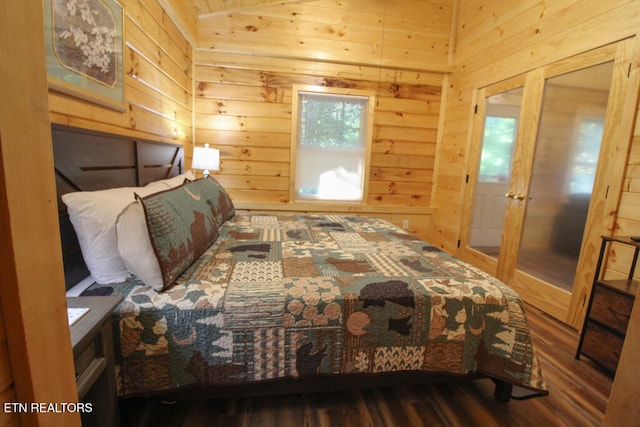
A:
[44, 0, 124, 110]
[54, 0, 117, 86]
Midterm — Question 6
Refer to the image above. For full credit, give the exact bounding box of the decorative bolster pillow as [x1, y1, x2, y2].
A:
[205, 174, 236, 223]
[123, 177, 235, 291]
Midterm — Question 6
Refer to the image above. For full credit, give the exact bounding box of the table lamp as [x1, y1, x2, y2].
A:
[192, 143, 220, 177]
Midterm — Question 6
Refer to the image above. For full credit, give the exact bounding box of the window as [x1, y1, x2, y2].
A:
[477, 99, 521, 184]
[291, 86, 374, 202]
[570, 117, 604, 194]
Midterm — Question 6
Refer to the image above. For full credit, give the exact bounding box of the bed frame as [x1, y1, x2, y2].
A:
[52, 124, 517, 403]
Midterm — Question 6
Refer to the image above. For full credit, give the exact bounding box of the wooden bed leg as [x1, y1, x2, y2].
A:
[493, 380, 512, 403]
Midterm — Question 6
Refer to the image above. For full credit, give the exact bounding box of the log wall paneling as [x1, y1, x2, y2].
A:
[194, 52, 443, 239]
[454, 0, 638, 82]
[617, 101, 640, 238]
[605, 48, 640, 286]
[157, 0, 199, 45]
[48, 0, 195, 151]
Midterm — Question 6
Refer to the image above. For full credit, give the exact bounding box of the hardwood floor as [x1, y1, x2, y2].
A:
[119, 304, 613, 427]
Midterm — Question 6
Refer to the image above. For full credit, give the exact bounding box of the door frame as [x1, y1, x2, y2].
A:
[459, 40, 638, 326]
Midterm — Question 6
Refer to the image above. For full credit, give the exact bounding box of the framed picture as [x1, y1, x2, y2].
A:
[44, 0, 126, 112]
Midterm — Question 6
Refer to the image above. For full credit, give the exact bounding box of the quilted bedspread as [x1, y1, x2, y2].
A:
[83, 214, 547, 397]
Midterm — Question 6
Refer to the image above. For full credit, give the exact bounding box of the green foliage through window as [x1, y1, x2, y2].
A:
[299, 92, 366, 148]
[479, 116, 517, 183]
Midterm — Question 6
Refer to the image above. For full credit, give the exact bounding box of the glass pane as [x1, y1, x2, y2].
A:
[298, 92, 367, 148]
[479, 116, 518, 183]
[296, 147, 364, 200]
[517, 62, 614, 291]
[296, 92, 369, 201]
[469, 87, 523, 257]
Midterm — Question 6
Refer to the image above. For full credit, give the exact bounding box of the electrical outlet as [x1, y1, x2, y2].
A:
[402, 219, 409, 229]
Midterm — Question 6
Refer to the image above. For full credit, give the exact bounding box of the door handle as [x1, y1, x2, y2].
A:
[505, 192, 529, 200]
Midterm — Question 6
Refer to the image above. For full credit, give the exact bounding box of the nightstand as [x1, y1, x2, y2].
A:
[68, 296, 122, 427]
[576, 236, 639, 376]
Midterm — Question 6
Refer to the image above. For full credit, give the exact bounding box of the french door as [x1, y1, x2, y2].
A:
[460, 41, 638, 325]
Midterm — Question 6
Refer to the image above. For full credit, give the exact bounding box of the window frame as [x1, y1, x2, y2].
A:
[290, 84, 375, 204]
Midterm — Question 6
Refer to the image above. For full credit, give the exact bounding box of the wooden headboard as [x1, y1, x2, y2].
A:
[52, 124, 184, 290]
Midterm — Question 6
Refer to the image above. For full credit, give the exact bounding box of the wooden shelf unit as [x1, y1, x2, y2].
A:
[576, 236, 640, 376]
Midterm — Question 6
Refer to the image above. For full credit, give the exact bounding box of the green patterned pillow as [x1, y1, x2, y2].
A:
[206, 176, 235, 223]
[139, 177, 233, 290]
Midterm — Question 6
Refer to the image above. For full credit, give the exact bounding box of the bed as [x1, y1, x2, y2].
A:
[54, 125, 547, 403]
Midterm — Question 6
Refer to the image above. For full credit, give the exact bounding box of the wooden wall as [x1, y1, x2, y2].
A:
[194, 0, 454, 238]
[193, 53, 443, 207]
[612, 106, 640, 278]
[48, 0, 196, 151]
[620, 108, 640, 235]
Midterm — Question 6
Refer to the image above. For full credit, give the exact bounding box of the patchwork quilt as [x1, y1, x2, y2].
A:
[83, 214, 547, 397]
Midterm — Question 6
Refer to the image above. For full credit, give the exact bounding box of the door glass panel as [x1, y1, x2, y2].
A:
[517, 62, 614, 291]
[469, 87, 523, 257]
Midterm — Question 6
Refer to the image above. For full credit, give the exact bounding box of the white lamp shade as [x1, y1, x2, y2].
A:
[192, 144, 220, 173]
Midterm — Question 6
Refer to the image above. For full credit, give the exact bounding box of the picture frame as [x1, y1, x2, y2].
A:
[43, 0, 126, 112]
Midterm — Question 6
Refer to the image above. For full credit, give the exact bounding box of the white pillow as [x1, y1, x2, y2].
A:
[116, 201, 163, 290]
[61, 171, 193, 284]
[155, 169, 195, 188]
[62, 183, 167, 283]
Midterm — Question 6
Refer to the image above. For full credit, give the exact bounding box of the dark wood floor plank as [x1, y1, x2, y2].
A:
[119, 303, 612, 427]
